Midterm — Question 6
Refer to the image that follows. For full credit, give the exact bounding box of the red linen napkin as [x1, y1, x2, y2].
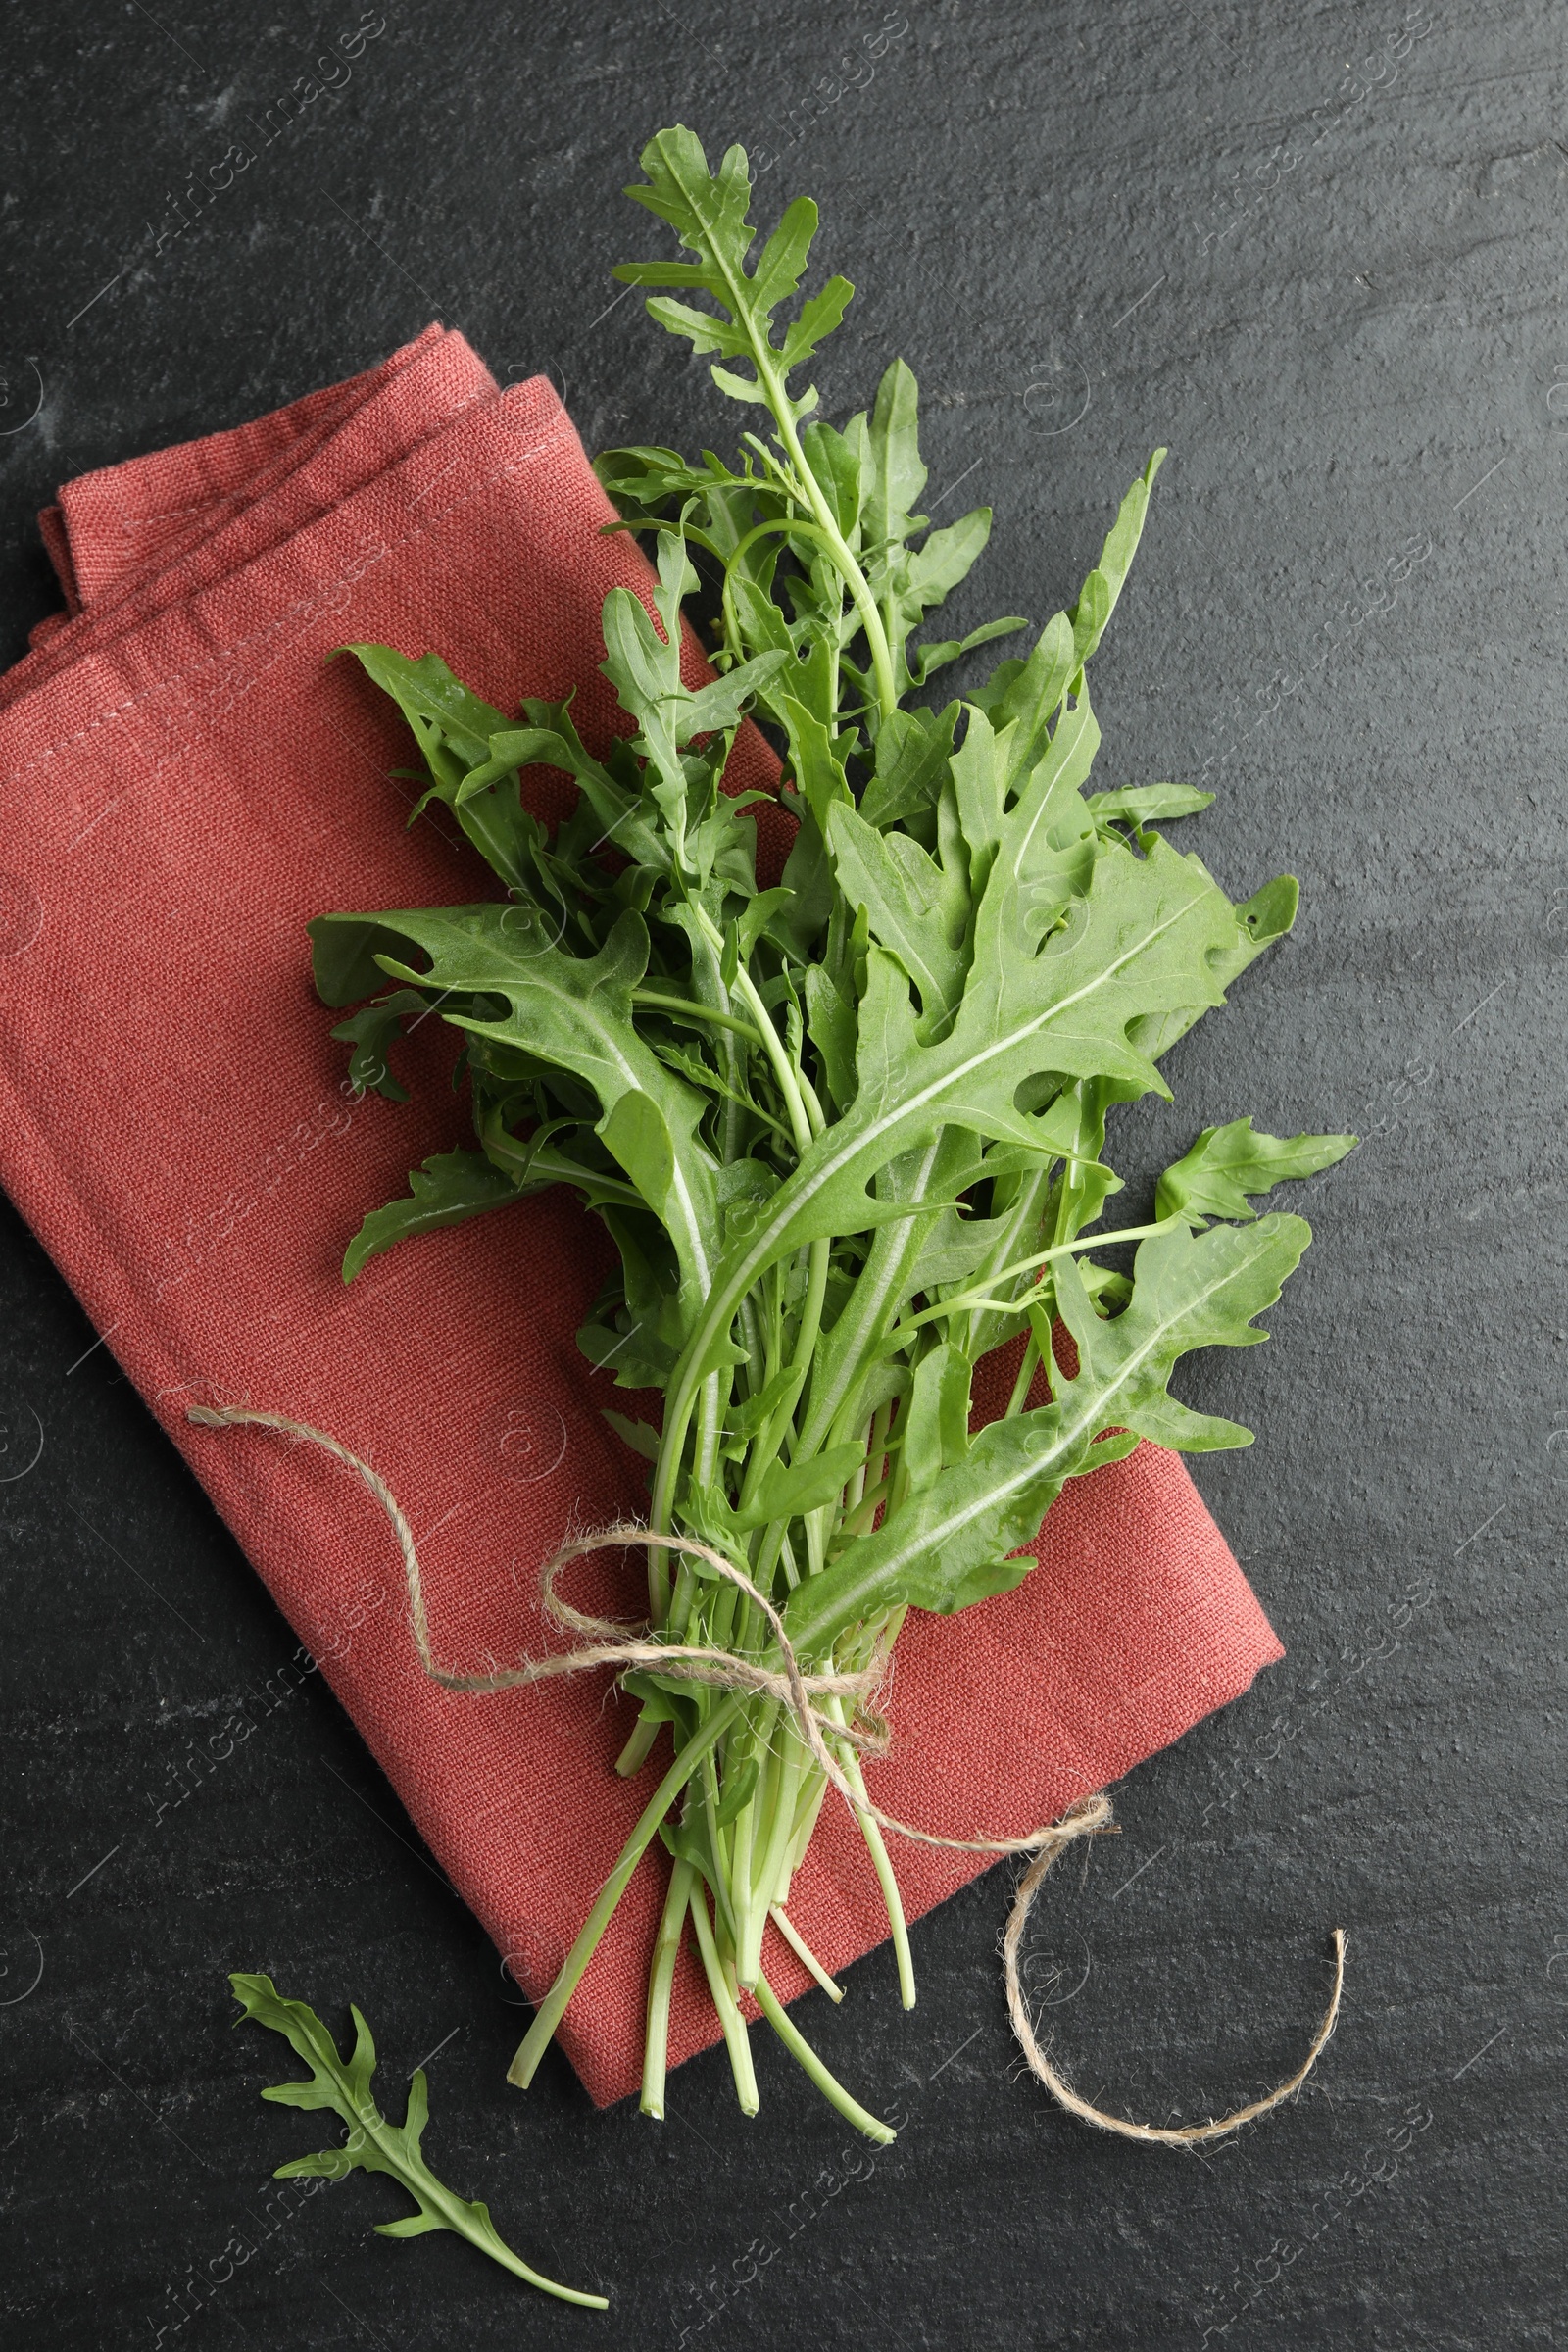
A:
[0, 329, 1283, 2107]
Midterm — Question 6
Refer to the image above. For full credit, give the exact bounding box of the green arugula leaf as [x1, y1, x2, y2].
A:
[783, 1215, 1312, 1660]
[343, 1149, 525, 1283]
[1068, 451, 1166, 671]
[823, 793, 969, 1039]
[803, 962, 858, 1112]
[491, 705, 667, 875]
[966, 454, 1164, 790]
[841, 366, 1029, 698]
[613, 127, 851, 421]
[666, 829, 1252, 1415]
[1155, 1116, 1358, 1225]
[734, 1442, 864, 1531]
[900, 1340, 973, 1493]
[907, 613, 1030, 688]
[858, 357, 926, 561]
[603, 1408, 662, 1462]
[339, 644, 511, 768]
[1085, 783, 1215, 826]
[313, 904, 722, 1322]
[858, 702, 960, 835]
[801, 418, 862, 537]
[330, 989, 427, 1103]
[230, 1974, 606, 2306]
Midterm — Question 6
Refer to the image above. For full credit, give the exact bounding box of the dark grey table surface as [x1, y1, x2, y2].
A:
[1, 4, 1563, 2347]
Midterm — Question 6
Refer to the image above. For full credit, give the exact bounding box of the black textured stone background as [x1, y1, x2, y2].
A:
[1, 4, 1564, 2347]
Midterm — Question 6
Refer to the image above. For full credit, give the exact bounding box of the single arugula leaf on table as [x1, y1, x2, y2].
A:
[230, 1973, 607, 2308]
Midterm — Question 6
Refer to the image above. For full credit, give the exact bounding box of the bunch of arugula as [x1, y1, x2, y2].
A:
[309, 126, 1354, 2142]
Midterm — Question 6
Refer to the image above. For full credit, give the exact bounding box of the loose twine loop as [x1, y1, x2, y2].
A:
[190, 1399, 1346, 2145]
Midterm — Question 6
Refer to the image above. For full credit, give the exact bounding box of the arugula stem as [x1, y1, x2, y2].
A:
[647, 952, 823, 1573]
[803, 1134, 953, 1465]
[701, 1745, 740, 1942]
[692, 1372, 725, 1494]
[687, 1882, 760, 2114]
[956, 1160, 1053, 1365]
[747, 1725, 808, 1986]
[822, 1696, 915, 2009]
[752, 1972, 896, 2144]
[615, 1712, 662, 1777]
[786, 1753, 830, 1869]
[865, 1397, 893, 1495]
[649, 1363, 728, 1633]
[731, 1697, 789, 1990]
[844, 1413, 873, 1512]
[740, 1735, 782, 1966]
[510, 1695, 741, 2088]
[769, 1904, 845, 2001]
[781, 1238, 830, 1456]
[776, 1526, 803, 1591]
[729, 964, 814, 1152]
[726, 1721, 762, 1981]
[706, 311, 898, 720]
[480, 1129, 642, 1208]
[632, 988, 765, 1046]
[760, 422, 899, 721]
[888, 1218, 1181, 1348]
[641, 1855, 695, 2119]
[835, 1474, 892, 1543]
[1004, 1330, 1043, 1417]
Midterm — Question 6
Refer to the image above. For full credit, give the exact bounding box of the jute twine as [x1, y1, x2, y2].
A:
[190, 1400, 1347, 2144]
